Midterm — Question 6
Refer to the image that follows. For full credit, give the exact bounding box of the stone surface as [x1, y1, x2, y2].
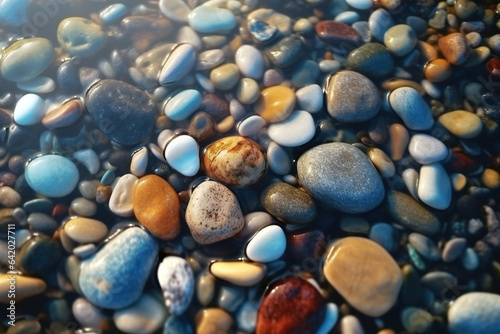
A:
[185, 181, 244, 245]
[297, 143, 385, 213]
[448, 292, 500, 334]
[188, 6, 237, 34]
[157, 256, 194, 316]
[264, 36, 302, 68]
[438, 33, 470, 65]
[384, 24, 417, 56]
[256, 277, 326, 334]
[163, 89, 202, 121]
[315, 20, 362, 50]
[109, 174, 137, 217]
[164, 135, 200, 177]
[203, 136, 266, 187]
[326, 70, 381, 122]
[85, 80, 156, 146]
[133, 175, 180, 240]
[235, 45, 265, 80]
[159, 43, 197, 85]
[196, 308, 233, 334]
[323, 237, 402, 317]
[408, 134, 448, 164]
[389, 87, 434, 130]
[346, 42, 394, 77]
[79, 227, 158, 309]
[417, 163, 452, 210]
[296, 84, 323, 113]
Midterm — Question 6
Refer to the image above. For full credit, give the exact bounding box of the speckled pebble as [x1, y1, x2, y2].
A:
[157, 256, 194, 315]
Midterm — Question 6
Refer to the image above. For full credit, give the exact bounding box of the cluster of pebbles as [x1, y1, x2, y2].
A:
[1, 0, 500, 333]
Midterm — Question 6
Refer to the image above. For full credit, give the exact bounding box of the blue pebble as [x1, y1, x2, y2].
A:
[99, 3, 128, 25]
[164, 89, 202, 121]
[389, 87, 434, 130]
[25, 155, 79, 198]
[448, 292, 500, 334]
[163, 316, 194, 334]
[100, 170, 115, 186]
[334, 11, 360, 25]
[79, 227, 158, 309]
[188, 6, 237, 34]
[23, 198, 54, 214]
[406, 16, 427, 36]
[369, 8, 394, 41]
[247, 18, 278, 42]
[0, 0, 29, 27]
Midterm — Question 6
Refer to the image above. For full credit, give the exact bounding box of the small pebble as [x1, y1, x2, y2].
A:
[210, 261, 266, 287]
[157, 256, 194, 315]
[246, 225, 286, 263]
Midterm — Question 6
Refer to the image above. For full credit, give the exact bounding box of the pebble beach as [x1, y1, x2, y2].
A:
[0, 0, 499, 333]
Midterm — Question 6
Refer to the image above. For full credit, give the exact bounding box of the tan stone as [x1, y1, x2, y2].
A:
[482, 169, 500, 189]
[42, 98, 83, 130]
[369, 148, 395, 178]
[0, 274, 46, 303]
[323, 237, 402, 317]
[210, 261, 266, 286]
[438, 33, 470, 65]
[438, 110, 483, 138]
[210, 63, 240, 90]
[196, 308, 233, 334]
[254, 86, 295, 123]
[424, 58, 452, 82]
[133, 174, 180, 240]
[64, 217, 108, 244]
[389, 123, 409, 161]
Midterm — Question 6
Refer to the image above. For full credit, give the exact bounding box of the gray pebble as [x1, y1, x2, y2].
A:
[442, 238, 467, 262]
[408, 233, 440, 261]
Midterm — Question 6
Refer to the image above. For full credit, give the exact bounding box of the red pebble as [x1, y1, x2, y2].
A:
[486, 58, 500, 79]
[445, 151, 480, 174]
[287, 230, 326, 267]
[52, 204, 68, 219]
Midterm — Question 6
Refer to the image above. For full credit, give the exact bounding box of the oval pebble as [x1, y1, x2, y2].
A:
[210, 261, 266, 287]
[159, 43, 197, 85]
[255, 86, 296, 123]
[164, 89, 202, 121]
[408, 233, 440, 261]
[188, 6, 237, 34]
[408, 134, 448, 164]
[64, 217, 108, 244]
[417, 163, 452, 210]
[14, 94, 46, 126]
[164, 135, 200, 177]
[159, 0, 190, 22]
[73, 149, 100, 175]
[157, 256, 194, 315]
[72, 298, 107, 330]
[246, 225, 286, 263]
[0, 274, 46, 303]
[346, 0, 373, 10]
[57, 17, 107, 57]
[235, 45, 265, 80]
[384, 24, 417, 56]
[448, 292, 500, 334]
[267, 142, 291, 176]
[113, 293, 166, 334]
[442, 238, 467, 262]
[267, 110, 315, 147]
[238, 115, 266, 137]
[70, 197, 97, 217]
[100, 4, 128, 24]
[296, 84, 323, 113]
[369, 9, 394, 41]
[25, 155, 79, 198]
[17, 76, 55, 94]
[438, 110, 483, 139]
[109, 174, 138, 217]
[389, 87, 434, 130]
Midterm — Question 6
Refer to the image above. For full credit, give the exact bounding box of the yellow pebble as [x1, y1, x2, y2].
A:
[482, 168, 500, 189]
[451, 173, 467, 191]
[254, 85, 296, 123]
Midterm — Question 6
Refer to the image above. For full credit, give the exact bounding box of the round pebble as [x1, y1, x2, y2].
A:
[267, 110, 315, 147]
[438, 110, 483, 138]
[210, 261, 266, 287]
[188, 6, 237, 34]
[384, 24, 417, 56]
[255, 86, 296, 123]
[246, 225, 286, 263]
[57, 17, 107, 57]
[164, 135, 200, 177]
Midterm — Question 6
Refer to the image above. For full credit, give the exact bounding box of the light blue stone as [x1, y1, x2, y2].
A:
[389, 87, 434, 130]
[448, 292, 500, 334]
[417, 163, 451, 210]
[245, 225, 286, 263]
[188, 6, 237, 34]
[334, 11, 360, 25]
[369, 222, 396, 252]
[100, 170, 115, 186]
[13, 94, 46, 126]
[25, 155, 79, 198]
[0, 0, 29, 27]
[296, 84, 323, 113]
[163, 316, 193, 334]
[409, 134, 448, 164]
[163, 89, 202, 121]
[79, 227, 158, 310]
[99, 3, 128, 25]
[368, 8, 394, 41]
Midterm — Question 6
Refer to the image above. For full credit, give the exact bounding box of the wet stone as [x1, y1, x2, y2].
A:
[157, 256, 194, 316]
[287, 229, 325, 264]
[188, 6, 237, 34]
[196, 308, 233, 334]
[246, 225, 286, 263]
[159, 43, 197, 85]
[255, 85, 295, 123]
[85, 79, 156, 146]
[438, 110, 483, 139]
[188, 112, 215, 143]
[264, 36, 302, 69]
[42, 99, 83, 131]
[346, 43, 394, 78]
[113, 293, 166, 334]
[267, 110, 315, 147]
[57, 17, 107, 57]
[315, 20, 362, 51]
[235, 45, 265, 80]
[18, 235, 63, 276]
[210, 261, 266, 287]
[448, 292, 500, 334]
[256, 277, 326, 334]
[200, 93, 230, 121]
[64, 217, 108, 244]
[438, 33, 470, 66]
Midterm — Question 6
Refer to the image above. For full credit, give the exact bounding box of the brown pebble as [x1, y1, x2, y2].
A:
[95, 185, 112, 203]
[0, 274, 46, 303]
[0, 186, 21, 207]
[424, 58, 452, 82]
[315, 20, 362, 50]
[189, 112, 216, 143]
[482, 168, 500, 189]
[64, 217, 108, 244]
[382, 79, 425, 95]
[196, 308, 233, 334]
[215, 115, 235, 133]
[42, 98, 83, 130]
[389, 123, 409, 161]
[254, 86, 296, 123]
[438, 32, 470, 65]
[201, 94, 230, 121]
[418, 41, 438, 62]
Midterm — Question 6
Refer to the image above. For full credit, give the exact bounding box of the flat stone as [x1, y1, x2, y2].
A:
[438, 110, 483, 138]
[25, 155, 79, 198]
[188, 6, 237, 34]
[315, 20, 362, 51]
[296, 84, 323, 113]
[287, 230, 326, 264]
[13, 94, 45, 126]
[297, 143, 385, 213]
[262, 182, 317, 224]
[408, 233, 440, 261]
[163, 89, 202, 122]
[417, 163, 452, 210]
[246, 225, 286, 263]
[42, 99, 83, 130]
[57, 17, 107, 57]
[256, 277, 326, 334]
[386, 190, 441, 235]
[389, 87, 434, 130]
[133, 175, 180, 240]
[113, 294, 166, 334]
[159, 43, 197, 85]
[210, 261, 266, 287]
[100, 3, 128, 24]
[235, 45, 265, 80]
[448, 292, 500, 334]
[238, 115, 266, 137]
[197, 49, 225, 71]
[267, 110, 315, 147]
[203, 136, 266, 187]
[79, 227, 158, 309]
[325, 70, 381, 122]
[346, 42, 394, 77]
[1, 38, 54, 83]
[159, 0, 190, 22]
[185, 181, 244, 245]
[442, 238, 467, 262]
[157, 256, 194, 315]
[255, 86, 296, 123]
[323, 237, 402, 316]
[64, 217, 108, 244]
[109, 174, 137, 217]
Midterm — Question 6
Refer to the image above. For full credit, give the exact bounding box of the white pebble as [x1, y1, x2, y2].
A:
[268, 110, 316, 147]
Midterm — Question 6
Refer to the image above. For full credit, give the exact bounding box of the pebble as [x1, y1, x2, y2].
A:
[315, 20, 362, 51]
[210, 261, 266, 287]
[185, 181, 244, 244]
[133, 175, 180, 240]
[157, 256, 194, 315]
[164, 135, 200, 177]
[235, 45, 265, 80]
[17, 76, 55, 94]
[130, 147, 148, 177]
[246, 225, 286, 263]
[256, 277, 326, 334]
[57, 17, 107, 57]
[18, 235, 62, 275]
[454, 0, 483, 20]
[25, 154, 79, 198]
[188, 112, 215, 143]
[264, 36, 302, 68]
[197, 49, 225, 71]
[0, 186, 21, 207]
[324, 237, 402, 316]
[325, 70, 381, 122]
[408, 134, 448, 164]
[100, 3, 127, 24]
[386, 190, 441, 235]
[196, 308, 233, 334]
[384, 25, 417, 56]
[163, 89, 202, 121]
[197, 274, 215, 306]
[64, 217, 108, 244]
[438, 33, 469, 66]
[401, 307, 433, 333]
[113, 294, 166, 334]
[72, 298, 107, 330]
[346, 42, 394, 77]
[438, 110, 483, 139]
[369, 222, 396, 252]
[203, 136, 266, 187]
[461, 247, 479, 270]
[159, 43, 197, 85]
[417, 163, 452, 210]
[255, 85, 296, 123]
[238, 115, 266, 137]
[247, 8, 292, 37]
[267, 110, 315, 147]
[1, 38, 54, 83]
[287, 229, 325, 264]
[389, 87, 434, 130]
[346, 0, 373, 10]
[218, 285, 244, 312]
[109, 174, 137, 217]
[266, 142, 291, 176]
[26, 212, 58, 236]
[188, 6, 237, 34]
[73, 149, 100, 175]
[296, 84, 323, 113]
[297, 143, 385, 213]
[368, 9, 394, 41]
[316, 303, 339, 334]
[0, 0, 29, 26]
[425, 58, 452, 82]
[368, 147, 395, 178]
[442, 238, 467, 262]
[13, 94, 45, 126]
[482, 169, 500, 189]
[236, 78, 260, 104]
[448, 292, 500, 333]
[341, 315, 365, 334]
[6, 319, 42, 334]
[0, 274, 46, 303]
[210, 63, 240, 91]
[238, 212, 274, 239]
[262, 182, 317, 224]
[159, 0, 190, 22]
[85, 79, 157, 146]
[408, 233, 440, 261]
[79, 227, 158, 309]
